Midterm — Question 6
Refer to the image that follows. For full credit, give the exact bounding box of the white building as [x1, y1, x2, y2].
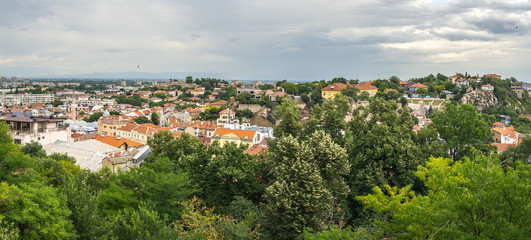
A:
[222, 122, 274, 142]
[0, 94, 55, 106]
[1, 115, 71, 145]
[481, 84, 494, 91]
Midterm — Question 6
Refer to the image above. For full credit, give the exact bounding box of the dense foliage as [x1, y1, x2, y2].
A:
[1, 74, 531, 239]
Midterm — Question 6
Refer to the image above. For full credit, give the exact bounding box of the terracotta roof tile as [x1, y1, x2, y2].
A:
[212, 128, 256, 140]
[355, 83, 378, 90]
[321, 83, 348, 91]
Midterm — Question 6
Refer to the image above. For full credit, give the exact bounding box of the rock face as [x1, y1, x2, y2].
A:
[460, 89, 498, 111]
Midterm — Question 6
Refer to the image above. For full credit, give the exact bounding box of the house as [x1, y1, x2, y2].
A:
[491, 125, 525, 144]
[399, 81, 409, 89]
[237, 87, 262, 99]
[1, 115, 70, 145]
[408, 83, 428, 94]
[485, 74, 501, 79]
[211, 128, 259, 148]
[183, 121, 219, 137]
[186, 87, 205, 96]
[491, 143, 516, 153]
[116, 123, 159, 144]
[455, 78, 469, 87]
[94, 134, 144, 152]
[355, 83, 379, 97]
[245, 139, 268, 156]
[321, 83, 348, 100]
[482, 84, 494, 91]
[209, 100, 228, 107]
[184, 108, 202, 120]
[97, 115, 129, 137]
[217, 109, 237, 125]
[492, 122, 505, 129]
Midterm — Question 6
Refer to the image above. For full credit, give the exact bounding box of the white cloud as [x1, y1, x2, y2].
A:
[0, 0, 530, 80]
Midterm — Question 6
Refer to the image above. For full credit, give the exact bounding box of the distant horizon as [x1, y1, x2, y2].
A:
[18, 71, 531, 83]
[1, 1, 530, 84]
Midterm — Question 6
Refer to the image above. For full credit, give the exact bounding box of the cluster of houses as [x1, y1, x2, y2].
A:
[0, 80, 281, 173]
[490, 122, 527, 153]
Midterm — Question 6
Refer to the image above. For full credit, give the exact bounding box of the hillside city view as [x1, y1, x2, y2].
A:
[1, 1, 530, 240]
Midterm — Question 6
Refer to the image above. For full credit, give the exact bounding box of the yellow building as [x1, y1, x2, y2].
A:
[355, 83, 379, 97]
[211, 128, 257, 148]
[116, 123, 159, 144]
[98, 116, 129, 137]
[321, 83, 348, 100]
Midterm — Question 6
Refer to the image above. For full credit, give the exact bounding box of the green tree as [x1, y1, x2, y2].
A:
[273, 98, 302, 138]
[0, 182, 76, 239]
[346, 99, 428, 223]
[134, 116, 151, 124]
[434, 85, 445, 93]
[264, 135, 332, 239]
[358, 155, 531, 239]
[20, 141, 46, 158]
[416, 87, 428, 96]
[150, 112, 160, 125]
[309, 94, 351, 144]
[0, 122, 33, 183]
[300, 225, 371, 240]
[0, 218, 19, 240]
[307, 130, 350, 198]
[62, 175, 115, 239]
[113, 203, 176, 240]
[499, 137, 531, 168]
[49, 99, 64, 107]
[83, 112, 103, 122]
[432, 103, 491, 159]
[281, 82, 299, 95]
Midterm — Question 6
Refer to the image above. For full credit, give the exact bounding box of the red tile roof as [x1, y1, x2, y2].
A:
[491, 143, 515, 152]
[410, 83, 428, 88]
[94, 134, 144, 148]
[355, 83, 378, 90]
[321, 83, 348, 91]
[212, 129, 256, 140]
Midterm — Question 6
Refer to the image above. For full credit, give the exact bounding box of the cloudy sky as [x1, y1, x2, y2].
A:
[1, 0, 530, 81]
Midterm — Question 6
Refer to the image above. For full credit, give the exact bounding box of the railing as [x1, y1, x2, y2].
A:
[13, 127, 69, 136]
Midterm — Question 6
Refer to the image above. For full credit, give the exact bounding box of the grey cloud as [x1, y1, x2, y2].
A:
[1, 0, 531, 81]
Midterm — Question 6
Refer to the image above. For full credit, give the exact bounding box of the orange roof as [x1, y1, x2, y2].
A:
[212, 129, 256, 140]
[321, 83, 348, 91]
[219, 109, 236, 115]
[492, 126, 515, 135]
[118, 123, 139, 131]
[95, 134, 144, 148]
[491, 143, 515, 152]
[211, 100, 228, 106]
[245, 144, 267, 155]
[492, 122, 504, 127]
[173, 131, 183, 138]
[410, 83, 428, 88]
[400, 81, 408, 85]
[355, 83, 378, 91]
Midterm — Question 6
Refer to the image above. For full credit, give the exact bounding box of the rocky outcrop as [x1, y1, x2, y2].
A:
[460, 89, 498, 111]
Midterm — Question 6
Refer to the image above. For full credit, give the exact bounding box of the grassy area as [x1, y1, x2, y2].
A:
[409, 98, 446, 106]
[432, 99, 445, 106]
